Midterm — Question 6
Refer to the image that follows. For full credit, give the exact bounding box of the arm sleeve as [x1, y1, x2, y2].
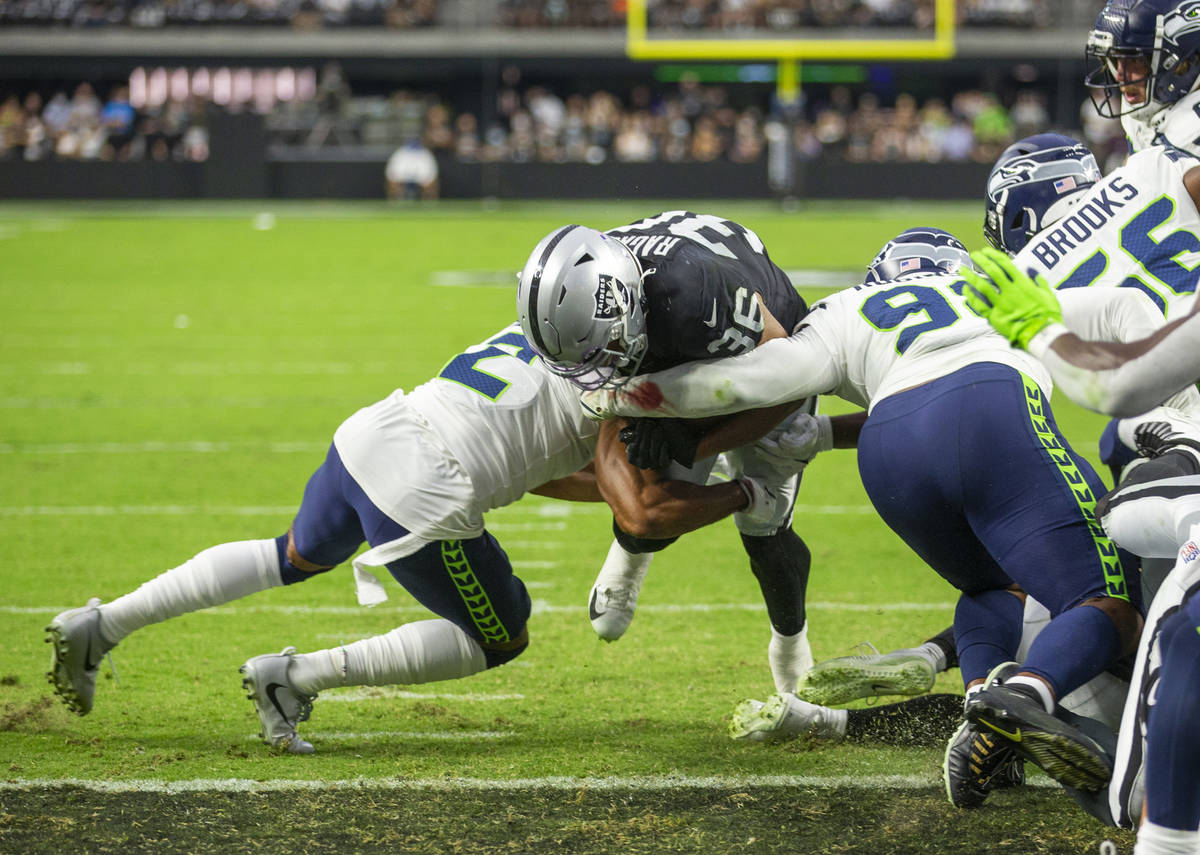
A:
[1029, 312, 1200, 417]
[589, 328, 843, 419]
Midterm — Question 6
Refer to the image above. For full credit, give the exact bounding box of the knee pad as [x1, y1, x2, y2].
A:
[612, 518, 678, 554]
[273, 534, 334, 585]
[481, 627, 529, 668]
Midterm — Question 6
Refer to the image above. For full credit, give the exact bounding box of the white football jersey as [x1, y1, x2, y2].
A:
[584, 271, 1050, 420]
[336, 323, 598, 519]
[1122, 89, 1200, 156]
[1014, 146, 1200, 320]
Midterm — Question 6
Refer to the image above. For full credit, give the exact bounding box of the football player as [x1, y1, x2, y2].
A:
[578, 227, 1145, 798]
[518, 212, 836, 697]
[962, 247, 1200, 855]
[45, 322, 788, 752]
[1085, 0, 1200, 156]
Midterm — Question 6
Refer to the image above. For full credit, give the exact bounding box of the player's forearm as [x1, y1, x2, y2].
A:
[591, 337, 824, 420]
[608, 479, 747, 539]
[692, 401, 805, 460]
[529, 466, 603, 502]
[1030, 314, 1200, 416]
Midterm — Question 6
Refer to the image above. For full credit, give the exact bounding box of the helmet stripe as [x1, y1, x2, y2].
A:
[525, 224, 581, 356]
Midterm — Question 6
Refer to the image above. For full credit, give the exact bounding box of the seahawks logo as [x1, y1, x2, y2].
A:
[1164, 1, 1200, 41]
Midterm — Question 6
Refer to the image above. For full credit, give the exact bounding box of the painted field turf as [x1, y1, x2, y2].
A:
[0, 202, 1130, 854]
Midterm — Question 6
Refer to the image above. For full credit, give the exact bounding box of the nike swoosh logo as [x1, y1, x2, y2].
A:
[979, 719, 1022, 743]
[588, 589, 606, 621]
[703, 300, 718, 328]
[265, 682, 293, 722]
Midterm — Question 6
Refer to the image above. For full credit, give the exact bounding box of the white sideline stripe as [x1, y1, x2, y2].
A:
[2, 601, 952, 616]
[0, 441, 326, 455]
[481, 522, 566, 532]
[512, 561, 560, 570]
[0, 503, 878, 517]
[319, 688, 525, 702]
[0, 774, 1059, 793]
[247, 730, 512, 742]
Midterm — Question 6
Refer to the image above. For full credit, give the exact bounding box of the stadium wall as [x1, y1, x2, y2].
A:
[1, 154, 991, 200]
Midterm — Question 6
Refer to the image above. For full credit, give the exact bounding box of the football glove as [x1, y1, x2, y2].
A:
[961, 247, 1062, 350]
[619, 418, 699, 470]
[754, 413, 832, 476]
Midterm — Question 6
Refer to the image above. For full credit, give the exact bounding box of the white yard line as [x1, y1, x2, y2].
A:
[0, 503, 878, 517]
[2, 601, 953, 616]
[0, 774, 1057, 793]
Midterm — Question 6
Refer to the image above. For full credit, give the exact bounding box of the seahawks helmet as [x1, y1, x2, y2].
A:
[517, 225, 648, 390]
[984, 133, 1102, 255]
[1085, 0, 1200, 119]
[863, 227, 973, 285]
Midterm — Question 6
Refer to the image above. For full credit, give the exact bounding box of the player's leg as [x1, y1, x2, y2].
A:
[44, 443, 351, 716]
[254, 529, 530, 754]
[953, 372, 1141, 791]
[1134, 595, 1200, 854]
[589, 453, 718, 641]
[730, 692, 963, 747]
[729, 442, 814, 695]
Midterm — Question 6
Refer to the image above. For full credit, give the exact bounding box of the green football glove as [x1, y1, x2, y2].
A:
[960, 247, 1063, 351]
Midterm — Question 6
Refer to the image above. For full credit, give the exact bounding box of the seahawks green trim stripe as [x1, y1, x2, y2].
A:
[1022, 376, 1129, 601]
[442, 540, 511, 644]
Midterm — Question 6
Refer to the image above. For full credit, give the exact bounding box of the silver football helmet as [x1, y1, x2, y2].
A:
[517, 225, 648, 390]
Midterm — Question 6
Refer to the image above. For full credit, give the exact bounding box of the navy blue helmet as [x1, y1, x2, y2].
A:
[984, 133, 1102, 255]
[863, 227, 973, 285]
[1086, 0, 1200, 118]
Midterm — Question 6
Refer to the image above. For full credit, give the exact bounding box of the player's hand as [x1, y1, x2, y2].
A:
[754, 413, 831, 475]
[961, 247, 1062, 350]
[619, 418, 699, 469]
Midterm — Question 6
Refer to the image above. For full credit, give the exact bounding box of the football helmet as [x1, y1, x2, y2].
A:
[863, 227, 973, 285]
[984, 133, 1102, 255]
[1085, 0, 1200, 119]
[517, 225, 648, 390]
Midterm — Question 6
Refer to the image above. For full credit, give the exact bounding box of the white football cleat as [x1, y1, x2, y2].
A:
[240, 646, 316, 754]
[795, 644, 936, 706]
[46, 597, 115, 716]
[729, 693, 845, 744]
[587, 542, 651, 642]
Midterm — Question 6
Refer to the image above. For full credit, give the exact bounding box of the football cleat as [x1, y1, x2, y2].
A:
[45, 597, 115, 716]
[240, 646, 316, 755]
[966, 683, 1113, 792]
[729, 693, 845, 744]
[795, 644, 936, 706]
[943, 719, 1026, 808]
[587, 556, 650, 642]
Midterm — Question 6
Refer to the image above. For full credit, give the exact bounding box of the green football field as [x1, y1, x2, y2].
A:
[0, 201, 1131, 854]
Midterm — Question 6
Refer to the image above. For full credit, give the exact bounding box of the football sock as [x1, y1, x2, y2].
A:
[289, 619, 487, 694]
[741, 529, 811, 635]
[923, 625, 958, 670]
[596, 538, 653, 586]
[845, 693, 964, 748]
[1021, 603, 1121, 701]
[768, 622, 812, 694]
[98, 539, 282, 644]
[1132, 822, 1199, 855]
[1006, 676, 1055, 713]
[953, 589, 1024, 686]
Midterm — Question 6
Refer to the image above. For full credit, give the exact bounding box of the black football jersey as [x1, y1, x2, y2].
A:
[606, 211, 807, 374]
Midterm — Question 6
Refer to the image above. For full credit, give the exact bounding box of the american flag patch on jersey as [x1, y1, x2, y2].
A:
[899, 258, 922, 272]
[1054, 177, 1077, 193]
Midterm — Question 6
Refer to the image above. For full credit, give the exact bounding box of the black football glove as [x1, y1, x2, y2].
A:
[619, 418, 699, 470]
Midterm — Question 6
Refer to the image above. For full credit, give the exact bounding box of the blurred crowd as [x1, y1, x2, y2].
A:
[0, 0, 1095, 29]
[292, 75, 1126, 167]
[1, 71, 1128, 169]
[0, 82, 209, 161]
